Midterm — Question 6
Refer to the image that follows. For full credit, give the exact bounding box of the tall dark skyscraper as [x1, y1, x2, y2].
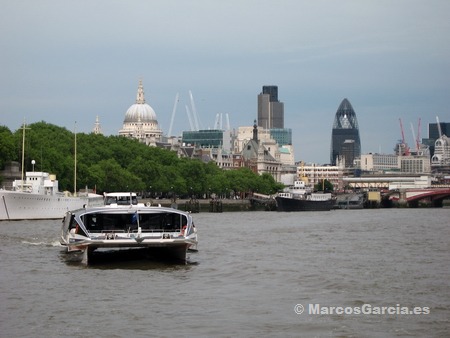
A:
[422, 121, 450, 157]
[257, 85, 284, 129]
[262, 85, 278, 102]
[429, 122, 450, 140]
[330, 98, 361, 167]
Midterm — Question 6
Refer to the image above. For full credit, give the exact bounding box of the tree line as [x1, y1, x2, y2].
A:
[0, 122, 284, 198]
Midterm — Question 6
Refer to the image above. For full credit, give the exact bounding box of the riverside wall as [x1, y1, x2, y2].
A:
[140, 198, 254, 212]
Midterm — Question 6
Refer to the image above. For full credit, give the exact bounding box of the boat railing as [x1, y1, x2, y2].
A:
[130, 228, 183, 233]
[86, 227, 186, 240]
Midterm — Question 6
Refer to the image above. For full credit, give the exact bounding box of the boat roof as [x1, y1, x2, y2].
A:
[104, 192, 137, 197]
[68, 205, 191, 217]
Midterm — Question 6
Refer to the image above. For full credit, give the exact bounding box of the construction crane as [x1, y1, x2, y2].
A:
[185, 105, 195, 131]
[410, 118, 421, 153]
[214, 112, 232, 131]
[214, 113, 222, 130]
[436, 116, 443, 138]
[189, 90, 200, 131]
[225, 113, 230, 131]
[416, 118, 421, 152]
[168, 93, 179, 137]
[398, 118, 410, 156]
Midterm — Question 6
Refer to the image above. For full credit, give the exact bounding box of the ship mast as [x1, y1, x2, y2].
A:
[20, 121, 30, 192]
[74, 122, 77, 197]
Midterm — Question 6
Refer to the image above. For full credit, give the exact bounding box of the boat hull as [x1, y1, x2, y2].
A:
[275, 196, 333, 211]
[0, 191, 103, 220]
[64, 238, 195, 264]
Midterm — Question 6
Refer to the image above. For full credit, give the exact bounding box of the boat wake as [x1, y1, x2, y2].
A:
[22, 240, 62, 247]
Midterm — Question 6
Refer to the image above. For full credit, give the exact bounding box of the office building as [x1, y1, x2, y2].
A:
[270, 128, 292, 146]
[257, 85, 284, 129]
[182, 129, 230, 150]
[330, 98, 361, 167]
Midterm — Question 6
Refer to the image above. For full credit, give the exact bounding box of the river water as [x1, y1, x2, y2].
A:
[0, 208, 449, 337]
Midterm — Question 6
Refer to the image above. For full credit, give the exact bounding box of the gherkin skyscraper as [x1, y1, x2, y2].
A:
[330, 98, 361, 167]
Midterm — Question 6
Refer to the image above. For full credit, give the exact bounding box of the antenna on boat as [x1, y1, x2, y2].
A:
[20, 120, 30, 192]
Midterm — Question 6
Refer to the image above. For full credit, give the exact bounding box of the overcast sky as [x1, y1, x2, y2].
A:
[1, 0, 449, 164]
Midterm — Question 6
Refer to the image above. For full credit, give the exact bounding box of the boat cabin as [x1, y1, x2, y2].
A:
[68, 208, 190, 236]
[12, 171, 59, 195]
[104, 192, 138, 206]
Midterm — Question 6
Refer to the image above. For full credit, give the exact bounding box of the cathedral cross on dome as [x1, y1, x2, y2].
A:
[136, 79, 146, 104]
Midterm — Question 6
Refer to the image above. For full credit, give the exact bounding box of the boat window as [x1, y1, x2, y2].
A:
[83, 212, 187, 232]
[69, 214, 77, 230]
[138, 213, 186, 231]
[104, 197, 117, 205]
[104, 195, 139, 205]
[70, 214, 87, 236]
[117, 197, 130, 205]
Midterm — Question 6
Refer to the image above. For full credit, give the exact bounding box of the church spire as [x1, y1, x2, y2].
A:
[253, 119, 258, 143]
[93, 115, 102, 135]
[136, 79, 146, 104]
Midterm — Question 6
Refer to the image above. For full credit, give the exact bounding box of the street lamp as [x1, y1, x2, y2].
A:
[31, 160, 35, 172]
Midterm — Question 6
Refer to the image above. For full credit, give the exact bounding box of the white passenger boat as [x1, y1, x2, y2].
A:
[0, 122, 103, 221]
[0, 171, 103, 221]
[60, 193, 198, 264]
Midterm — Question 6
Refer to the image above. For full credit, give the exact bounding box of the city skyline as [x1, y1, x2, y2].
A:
[1, 1, 449, 164]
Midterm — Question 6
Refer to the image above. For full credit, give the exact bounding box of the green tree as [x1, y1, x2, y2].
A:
[314, 179, 334, 192]
[178, 158, 206, 197]
[225, 167, 259, 198]
[1, 122, 289, 198]
[256, 173, 284, 195]
[0, 126, 16, 170]
[88, 158, 144, 192]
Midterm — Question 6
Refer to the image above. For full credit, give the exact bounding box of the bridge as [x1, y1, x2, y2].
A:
[385, 187, 450, 207]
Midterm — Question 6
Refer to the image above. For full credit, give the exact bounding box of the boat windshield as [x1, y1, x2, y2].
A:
[79, 212, 188, 233]
[104, 195, 138, 205]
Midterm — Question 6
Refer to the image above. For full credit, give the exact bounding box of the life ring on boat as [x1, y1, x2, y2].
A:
[180, 225, 187, 236]
[145, 202, 151, 207]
